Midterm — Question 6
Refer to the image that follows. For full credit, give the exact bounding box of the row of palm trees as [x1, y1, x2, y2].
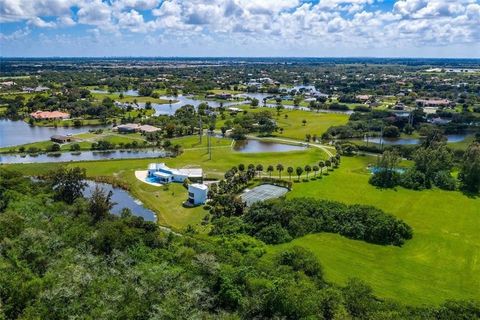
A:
[235, 155, 341, 182]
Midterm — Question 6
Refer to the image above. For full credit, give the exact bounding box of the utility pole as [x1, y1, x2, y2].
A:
[208, 130, 212, 160]
[199, 115, 203, 144]
[380, 126, 384, 151]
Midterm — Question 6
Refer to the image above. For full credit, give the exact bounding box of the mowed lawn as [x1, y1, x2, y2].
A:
[267, 155, 480, 305]
[3, 138, 327, 231]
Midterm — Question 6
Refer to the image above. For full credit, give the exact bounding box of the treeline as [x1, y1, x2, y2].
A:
[212, 198, 413, 246]
[370, 130, 480, 193]
[0, 168, 479, 319]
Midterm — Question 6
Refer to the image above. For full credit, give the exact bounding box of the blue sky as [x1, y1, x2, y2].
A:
[1, 0, 479, 57]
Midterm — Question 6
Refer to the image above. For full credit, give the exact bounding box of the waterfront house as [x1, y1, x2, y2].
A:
[30, 111, 70, 120]
[147, 163, 203, 184]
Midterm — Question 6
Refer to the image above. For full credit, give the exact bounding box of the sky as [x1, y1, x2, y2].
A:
[0, 0, 479, 58]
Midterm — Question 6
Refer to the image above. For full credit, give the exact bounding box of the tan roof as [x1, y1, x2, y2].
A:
[30, 111, 70, 119]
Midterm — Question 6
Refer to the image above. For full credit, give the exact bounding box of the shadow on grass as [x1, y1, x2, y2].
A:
[460, 188, 479, 199]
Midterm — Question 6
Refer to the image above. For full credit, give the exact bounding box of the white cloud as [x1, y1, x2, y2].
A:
[1, 0, 479, 55]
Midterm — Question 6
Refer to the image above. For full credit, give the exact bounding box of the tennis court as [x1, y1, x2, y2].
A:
[240, 184, 289, 206]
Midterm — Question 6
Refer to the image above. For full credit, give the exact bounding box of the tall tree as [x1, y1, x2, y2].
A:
[89, 186, 115, 223]
[296, 167, 304, 181]
[276, 164, 284, 179]
[287, 166, 294, 181]
[459, 142, 480, 193]
[48, 166, 87, 204]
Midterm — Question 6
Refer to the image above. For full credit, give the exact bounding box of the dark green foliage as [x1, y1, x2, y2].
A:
[459, 142, 480, 193]
[400, 168, 427, 190]
[0, 169, 478, 319]
[47, 166, 87, 204]
[369, 150, 401, 188]
[242, 198, 413, 246]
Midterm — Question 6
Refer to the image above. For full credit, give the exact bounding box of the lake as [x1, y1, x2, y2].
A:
[84, 181, 156, 222]
[0, 149, 168, 164]
[363, 134, 472, 145]
[234, 139, 307, 153]
[0, 119, 110, 148]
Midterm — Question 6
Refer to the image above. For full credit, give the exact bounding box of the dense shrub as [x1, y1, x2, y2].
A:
[400, 168, 426, 190]
[434, 171, 457, 190]
[240, 198, 413, 246]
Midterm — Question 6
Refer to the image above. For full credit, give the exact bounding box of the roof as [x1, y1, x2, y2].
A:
[138, 124, 161, 133]
[31, 111, 70, 119]
[153, 171, 173, 179]
[117, 123, 140, 130]
[51, 134, 70, 140]
[189, 183, 208, 191]
[148, 163, 203, 178]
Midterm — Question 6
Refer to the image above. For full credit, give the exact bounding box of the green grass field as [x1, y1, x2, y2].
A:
[266, 155, 480, 305]
[219, 106, 349, 140]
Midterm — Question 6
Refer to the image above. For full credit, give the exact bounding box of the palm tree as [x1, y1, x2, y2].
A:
[276, 164, 284, 179]
[287, 166, 294, 181]
[296, 167, 303, 181]
[256, 164, 263, 177]
[318, 161, 325, 176]
[267, 165, 274, 178]
[304, 165, 312, 179]
[313, 165, 319, 177]
[325, 159, 331, 170]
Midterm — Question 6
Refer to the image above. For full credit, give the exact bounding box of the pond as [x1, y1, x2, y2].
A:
[90, 89, 139, 96]
[152, 95, 244, 115]
[0, 119, 110, 148]
[84, 181, 156, 222]
[0, 149, 168, 164]
[363, 134, 472, 145]
[234, 139, 307, 153]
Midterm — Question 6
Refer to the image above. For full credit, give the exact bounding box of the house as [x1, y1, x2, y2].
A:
[116, 123, 140, 133]
[227, 107, 241, 114]
[50, 135, 71, 143]
[147, 163, 203, 184]
[138, 125, 161, 133]
[416, 98, 452, 107]
[23, 86, 49, 93]
[187, 184, 208, 205]
[356, 94, 371, 102]
[30, 111, 70, 120]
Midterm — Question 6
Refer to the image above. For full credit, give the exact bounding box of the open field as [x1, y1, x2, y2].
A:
[220, 106, 349, 140]
[266, 155, 480, 305]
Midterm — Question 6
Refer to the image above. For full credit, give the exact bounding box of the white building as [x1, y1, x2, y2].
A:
[188, 184, 208, 205]
[148, 163, 203, 184]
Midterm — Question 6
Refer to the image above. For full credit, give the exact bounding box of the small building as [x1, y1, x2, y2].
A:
[50, 135, 71, 143]
[356, 94, 371, 102]
[416, 98, 452, 107]
[138, 124, 161, 133]
[148, 163, 203, 184]
[116, 123, 140, 133]
[187, 184, 208, 205]
[30, 111, 70, 120]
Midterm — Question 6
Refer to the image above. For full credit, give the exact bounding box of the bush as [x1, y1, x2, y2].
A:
[242, 198, 413, 246]
[400, 168, 426, 190]
[433, 171, 456, 190]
